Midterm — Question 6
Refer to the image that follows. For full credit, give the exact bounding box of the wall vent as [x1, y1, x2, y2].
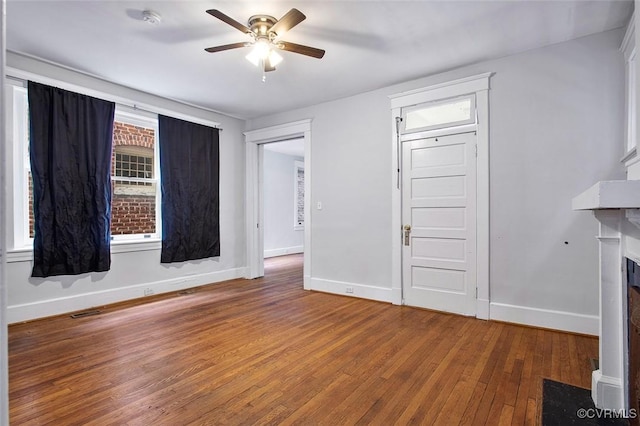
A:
[70, 310, 101, 319]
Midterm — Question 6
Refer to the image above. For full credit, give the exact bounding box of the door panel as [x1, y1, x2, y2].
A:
[402, 131, 477, 316]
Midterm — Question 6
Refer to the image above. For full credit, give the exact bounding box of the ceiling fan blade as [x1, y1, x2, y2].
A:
[270, 8, 306, 35]
[204, 42, 248, 53]
[206, 9, 252, 34]
[277, 41, 325, 59]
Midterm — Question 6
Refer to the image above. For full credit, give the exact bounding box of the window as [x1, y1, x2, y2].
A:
[111, 112, 160, 240]
[403, 94, 476, 133]
[9, 83, 32, 249]
[7, 82, 161, 249]
[294, 160, 304, 231]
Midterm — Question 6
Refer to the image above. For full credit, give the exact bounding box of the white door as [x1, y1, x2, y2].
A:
[402, 131, 477, 316]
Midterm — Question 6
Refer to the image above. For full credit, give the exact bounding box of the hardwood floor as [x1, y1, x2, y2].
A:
[9, 254, 597, 425]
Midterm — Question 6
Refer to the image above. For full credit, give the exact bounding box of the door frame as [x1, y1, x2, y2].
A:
[244, 119, 312, 286]
[389, 73, 492, 319]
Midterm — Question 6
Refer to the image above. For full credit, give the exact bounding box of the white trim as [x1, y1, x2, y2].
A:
[245, 120, 311, 143]
[622, 146, 639, 167]
[389, 72, 492, 109]
[7, 267, 246, 324]
[0, 2, 9, 422]
[390, 73, 492, 319]
[6, 66, 222, 130]
[400, 123, 478, 142]
[620, 11, 635, 59]
[592, 370, 625, 411]
[307, 277, 393, 303]
[7, 240, 164, 262]
[490, 302, 599, 335]
[244, 120, 312, 282]
[264, 246, 304, 258]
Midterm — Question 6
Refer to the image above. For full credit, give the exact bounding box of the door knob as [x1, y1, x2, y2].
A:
[403, 225, 411, 246]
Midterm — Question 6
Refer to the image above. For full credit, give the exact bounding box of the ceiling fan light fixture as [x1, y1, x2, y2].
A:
[246, 39, 273, 66]
[268, 50, 283, 67]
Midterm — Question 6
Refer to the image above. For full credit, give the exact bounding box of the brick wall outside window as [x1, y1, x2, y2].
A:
[111, 122, 156, 236]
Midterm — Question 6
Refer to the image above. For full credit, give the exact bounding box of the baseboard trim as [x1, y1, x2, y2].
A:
[264, 246, 304, 259]
[490, 302, 598, 335]
[307, 277, 392, 303]
[7, 267, 246, 324]
[476, 298, 490, 320]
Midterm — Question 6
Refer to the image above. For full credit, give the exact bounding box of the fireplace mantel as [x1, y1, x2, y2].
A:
[573, 179, 640, 411]
[573, 180, 640, 211]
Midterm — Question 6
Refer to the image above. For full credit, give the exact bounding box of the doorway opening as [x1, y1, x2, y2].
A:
[262, 139, 305, 276]
[244, 120, 312, 286]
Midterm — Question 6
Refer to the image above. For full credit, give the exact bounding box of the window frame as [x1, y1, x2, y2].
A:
[8, 82, 32, 250]
[4, 70, 221, 260]
[111, 108, 161, 242]
[5, 82, 163, 254]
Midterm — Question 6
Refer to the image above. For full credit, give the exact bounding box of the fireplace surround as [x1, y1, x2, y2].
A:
[573, 179, 640, 411]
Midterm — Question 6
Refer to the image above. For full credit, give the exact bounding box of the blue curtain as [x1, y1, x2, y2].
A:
[28, 81, 115, 277]
[159, 115, 220, 263]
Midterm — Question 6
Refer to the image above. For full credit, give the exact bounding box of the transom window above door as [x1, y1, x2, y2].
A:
[403, 94, 476, 133]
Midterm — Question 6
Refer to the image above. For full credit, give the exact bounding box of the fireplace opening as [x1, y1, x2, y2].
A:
[627, 258, 640, 426]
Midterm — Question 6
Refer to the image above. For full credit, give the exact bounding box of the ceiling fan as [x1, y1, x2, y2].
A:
[204, 8, 325, 75]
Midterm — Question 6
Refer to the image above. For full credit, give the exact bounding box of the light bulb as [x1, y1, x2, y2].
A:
[245, 39, 271, 67]
[268, 50, 283, 67]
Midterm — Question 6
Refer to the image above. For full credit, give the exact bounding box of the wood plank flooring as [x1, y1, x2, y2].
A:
[9, 254, 598, 425]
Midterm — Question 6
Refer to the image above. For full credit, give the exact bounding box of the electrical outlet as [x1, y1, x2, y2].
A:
[144, 288, 154, 296]
[346, 287, 354, 294]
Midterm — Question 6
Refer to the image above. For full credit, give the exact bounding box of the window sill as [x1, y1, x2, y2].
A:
[6, 248, 33, 263]
[6, 239, 162, 263]
[111, 238, 161, 254]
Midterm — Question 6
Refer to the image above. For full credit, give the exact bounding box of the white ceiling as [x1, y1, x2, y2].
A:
[6, 1, 633, 119]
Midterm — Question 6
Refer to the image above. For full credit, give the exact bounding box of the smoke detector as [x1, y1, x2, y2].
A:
[142, 10, 162, 25]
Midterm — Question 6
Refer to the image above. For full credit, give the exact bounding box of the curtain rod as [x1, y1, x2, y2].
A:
[6, 69, 223, 131]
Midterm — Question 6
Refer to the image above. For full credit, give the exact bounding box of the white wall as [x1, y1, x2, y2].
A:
[263, 149, 304, 258]
[5, 52, 247, 323]
[247, 29, 626, 334]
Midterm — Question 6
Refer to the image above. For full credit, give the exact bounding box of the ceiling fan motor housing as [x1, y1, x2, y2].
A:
[248, 15, 278, 39]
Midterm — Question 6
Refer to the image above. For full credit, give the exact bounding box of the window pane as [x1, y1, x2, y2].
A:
[405, 97, 474, 131]
[112, 120, 156, 236]
[111, 181, 157, 235]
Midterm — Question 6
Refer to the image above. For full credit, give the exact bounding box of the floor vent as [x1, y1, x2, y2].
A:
[178, 289, 196, 296]
[70, 310, 101, 319]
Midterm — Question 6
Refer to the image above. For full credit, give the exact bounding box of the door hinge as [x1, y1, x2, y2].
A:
[475, 144, 478, 157]
[257, 223, 259, 229]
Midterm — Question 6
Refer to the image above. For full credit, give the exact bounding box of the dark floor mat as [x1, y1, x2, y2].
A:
[542, 379, 629, 425]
